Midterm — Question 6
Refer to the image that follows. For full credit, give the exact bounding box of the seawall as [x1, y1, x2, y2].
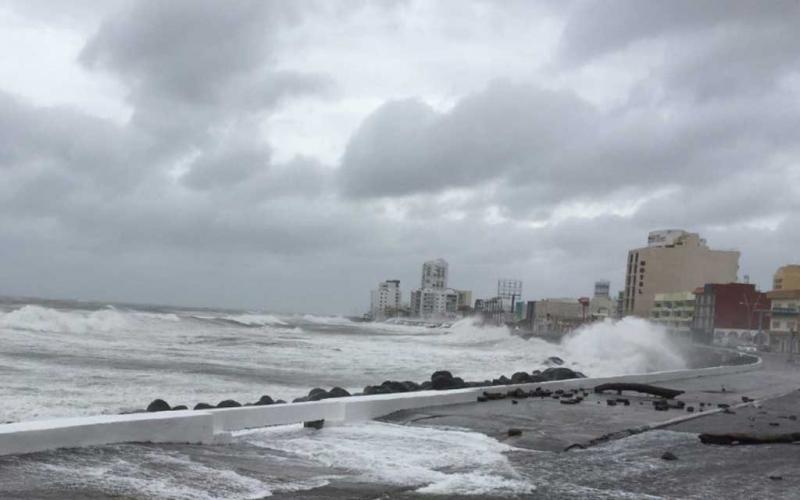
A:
[0, 354, 762, 457]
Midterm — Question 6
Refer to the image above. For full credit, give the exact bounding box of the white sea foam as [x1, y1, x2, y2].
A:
[559, 317, 687, 376]
[240, 421, 534, 495]
[0, 305, 177, 334]
[220, 313, 288, 327]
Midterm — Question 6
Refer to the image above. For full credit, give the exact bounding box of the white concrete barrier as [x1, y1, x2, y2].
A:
[0, 410, 214, 457]
[0, 356, 762, 457]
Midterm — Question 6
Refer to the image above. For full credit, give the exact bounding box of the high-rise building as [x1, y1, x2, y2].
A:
[421, 259, 448, 289]
[623, 230, 739, 317]
[773, 265, 800, 291]
[370, 280, 401, 320]
[412, 259, 460, 319]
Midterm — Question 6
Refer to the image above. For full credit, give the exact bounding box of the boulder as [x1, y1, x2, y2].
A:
[402, 381, 421, 392]
[432, 371, 457, 390]
[293, 396, 309, 403]
[542, 367, 585, 381]
[381, 380, 408, 393]
[217, 399, 242, 408]
[193, 402, 214, 410]
[171, 405, 188, 411]
[661, 452, 678, 461]
[308, 388, 329, 401]
[328, 387, 351, 398]
[146, 399, 171, 412]
[508, 428, 523, 437]
[420, 381, 433, 390]
[511, 371, 532, 384]
[363, 385, 390, 395]
[255, 395, 274, 405]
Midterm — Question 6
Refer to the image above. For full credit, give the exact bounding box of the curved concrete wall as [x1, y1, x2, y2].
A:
[0, 356, 762, 457]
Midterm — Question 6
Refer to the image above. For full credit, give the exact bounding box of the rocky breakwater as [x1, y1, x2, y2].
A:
[139, 357, 586, 414]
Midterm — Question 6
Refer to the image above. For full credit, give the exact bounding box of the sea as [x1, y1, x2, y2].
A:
[0, 297, 697, 499]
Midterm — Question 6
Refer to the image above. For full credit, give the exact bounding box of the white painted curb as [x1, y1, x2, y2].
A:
[0, 356, 762, 457]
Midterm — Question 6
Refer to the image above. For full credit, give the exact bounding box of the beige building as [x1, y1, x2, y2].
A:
[773, 265, 800, 291]
[650, 291, 695, 334]
[623, 230, 739, 317]
[767, 289, 800, 353]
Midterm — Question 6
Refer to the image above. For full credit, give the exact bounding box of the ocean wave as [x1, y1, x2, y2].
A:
[0, 305, 179, 335]
[190, 313, 288, 327]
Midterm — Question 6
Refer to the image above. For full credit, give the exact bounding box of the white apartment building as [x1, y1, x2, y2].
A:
[421, 259, 448, 289]
[370, 280, 401, 320]
[410, 288, 458, 318]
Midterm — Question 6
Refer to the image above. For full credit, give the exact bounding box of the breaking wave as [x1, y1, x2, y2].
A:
[0, 305, 179, 334]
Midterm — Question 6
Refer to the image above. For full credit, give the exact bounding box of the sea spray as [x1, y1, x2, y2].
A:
[559, 317, 687, 376]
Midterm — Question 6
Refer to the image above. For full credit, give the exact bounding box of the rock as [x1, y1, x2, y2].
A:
[742, 396, 753, 403]
[217, 399, 242, 408]
[661, 451, 678, 461]
[769, 422, 780, 427]
[542, 367, 585, 381]
[769, 475, 783, 481]
[507, 388, 528, 399]
[477, 396, 488, 403]
[431, 372, 455, 390]
[328, 387, 351, 398]
[529, 374, 548, 383]
[484, 391, 505, 400]
[255, 395, 274, 405]
[308, 388, 329, 401]
[507, 428, 523, 437]
[274, 399, 286, 404]
[511, 371, 532, 384]
[653, 400, 669, 411]
[546, 356, 565, 365]
[362, 385, 388, 395]
[686, 406, 695, 412]
[193, 402, 214, 410]
[606, 399, 617, 406]
[402, 381, 421, 392]
[561, 398, 581, 405]
[304, 419, 324, 430]
[511, 400, 518, 405]
[497, 375, 512, 385]
[293, 396, 309, 403]
[717, 403, 730, 409]
[381, 380, 408, 393]
[420, 381, 433, 390]
[452, 377, 466, 389]
[171, 405, 188, 411]
[617, 398, 631, 406]
[146, 399, 171, 412]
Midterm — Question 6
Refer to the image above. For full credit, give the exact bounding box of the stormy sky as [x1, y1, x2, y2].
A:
[1, 0, 798, 314]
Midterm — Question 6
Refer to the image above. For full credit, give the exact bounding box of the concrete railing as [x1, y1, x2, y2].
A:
[0, 356, 762, 457]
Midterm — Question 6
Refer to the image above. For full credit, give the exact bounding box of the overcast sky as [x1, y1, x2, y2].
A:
[1, 0, 798, 314]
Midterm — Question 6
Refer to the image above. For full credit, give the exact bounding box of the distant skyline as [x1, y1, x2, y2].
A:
[1, 1, 798, 315]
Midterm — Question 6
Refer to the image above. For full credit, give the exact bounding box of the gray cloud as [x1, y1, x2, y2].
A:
[0, 0, 798, 313]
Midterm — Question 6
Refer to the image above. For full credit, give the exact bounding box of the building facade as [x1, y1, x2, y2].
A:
[651, 291, 695, 334]
[411, 288, 458, 318]
[691, 283, 769, 345]
[767, 289, 800, 353]
[370, 280, 402, 320]
[421, 259, 448, 290]
[773, 265, 800, 291]
[623, 230, 739, 317]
